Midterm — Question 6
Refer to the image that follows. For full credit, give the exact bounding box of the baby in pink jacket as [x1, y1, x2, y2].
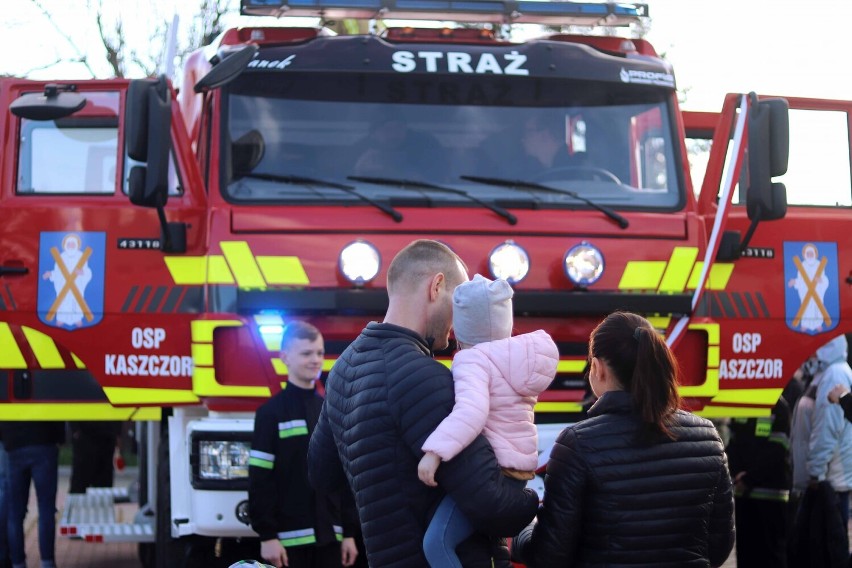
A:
[418, 274, 558, 568]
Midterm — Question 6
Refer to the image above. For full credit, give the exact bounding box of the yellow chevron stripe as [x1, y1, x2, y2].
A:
[256, 256, 310, 285]
[0, 404, 161, 421]
[535, 402, 584, 413]
[658, 247, 699, 293]
[104, 387, 200, 405]
[207, 256, 235, 284]
[686, 262, 735, 291]
[71, 353, 86, 369]
[711, 388, 784, 406]
[0, 323, 26, 369]
[697, 405, 772, 418]
[164, 257, 207, 285]
[166, 244, 309, 288]
[618, 261, 666, 290]
[22, 327, 64, 369]
[221, 241, 266, 288]
[557, 360, 587, 373]
[708, 263, 735, 290]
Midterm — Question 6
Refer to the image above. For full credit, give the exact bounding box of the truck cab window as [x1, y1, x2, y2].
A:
[781, 109, 851, 206]
[123, 154, 184, 197]
[16, 91, 120, 195]
[224, 73, 683, 211]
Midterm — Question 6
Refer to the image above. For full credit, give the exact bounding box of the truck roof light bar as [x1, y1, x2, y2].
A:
[240, 0, 648, 26]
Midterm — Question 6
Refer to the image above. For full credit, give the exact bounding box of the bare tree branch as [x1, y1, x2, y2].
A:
[23, 57, 67, 75]
[23, 0, 236, 79]
[28, 0, 97, 77]
[94, 1, 125, 77]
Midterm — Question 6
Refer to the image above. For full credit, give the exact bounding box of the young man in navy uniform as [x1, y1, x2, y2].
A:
[249, 321, 359, 568]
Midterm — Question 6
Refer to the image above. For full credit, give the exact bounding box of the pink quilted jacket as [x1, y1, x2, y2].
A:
[422, 329, 559, 471]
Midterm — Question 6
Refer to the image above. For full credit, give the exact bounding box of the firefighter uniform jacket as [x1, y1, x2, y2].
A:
[249, 383, 356, 548]
[726, 397, 792, 501]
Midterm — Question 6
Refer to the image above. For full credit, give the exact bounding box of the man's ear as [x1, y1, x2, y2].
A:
[428, 272, 445, 302]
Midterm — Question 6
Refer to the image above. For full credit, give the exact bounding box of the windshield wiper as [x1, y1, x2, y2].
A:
[235, 172, 402, 222]
[460, 175, 629, 229]
[348, 176, 517, 225]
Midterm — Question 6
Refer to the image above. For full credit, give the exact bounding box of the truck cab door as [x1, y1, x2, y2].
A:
[0, 80, 205, 414]
[687, 96, 852, 416]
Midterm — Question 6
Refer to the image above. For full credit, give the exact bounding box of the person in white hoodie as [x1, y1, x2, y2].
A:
[805, 335, 852, 526]
[417, 274, 559, 568]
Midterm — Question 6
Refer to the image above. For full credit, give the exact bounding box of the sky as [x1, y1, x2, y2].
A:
[645, 0, 852, 110]
[2, 0, 851, 111]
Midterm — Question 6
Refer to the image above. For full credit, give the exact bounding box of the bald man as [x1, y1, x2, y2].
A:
[309, 239, 537, 568]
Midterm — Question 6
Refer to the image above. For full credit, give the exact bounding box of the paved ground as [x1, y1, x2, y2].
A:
[22, 467, 851, 568]
[30, 465, 745, 568]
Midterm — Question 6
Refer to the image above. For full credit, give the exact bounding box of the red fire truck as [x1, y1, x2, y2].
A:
[1, 0, 849, 565]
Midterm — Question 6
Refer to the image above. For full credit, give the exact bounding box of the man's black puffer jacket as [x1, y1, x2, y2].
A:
[514, 390, 735, 568]
[309, 322, 538, 568]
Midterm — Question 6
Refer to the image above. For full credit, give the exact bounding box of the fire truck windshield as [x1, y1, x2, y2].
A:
[224, 73, 682, 211]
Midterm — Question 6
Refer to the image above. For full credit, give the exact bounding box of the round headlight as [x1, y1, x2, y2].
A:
[489, 241, 529, 284]
[564, 242, 604, 286]
[339, 241, 381, 285]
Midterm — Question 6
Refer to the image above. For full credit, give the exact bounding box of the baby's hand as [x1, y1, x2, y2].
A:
[418, 451, 441, 487]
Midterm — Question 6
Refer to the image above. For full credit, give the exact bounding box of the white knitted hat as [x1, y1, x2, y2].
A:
[453, 274, 514, 346]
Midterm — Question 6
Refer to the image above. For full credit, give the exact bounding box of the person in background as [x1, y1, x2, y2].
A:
[804, 336, 852, 526]
[249, 321, 359, 568]
[790, 358, 821, 499]
[726, 395, 792, 567]
[418, 274, 558, 567]
[68, 421, 123, 494]
[308, 239, 538, 568]
[788, 336, 852, 567]
[511, 311, 734, 567]
[0, 421, 64, 568]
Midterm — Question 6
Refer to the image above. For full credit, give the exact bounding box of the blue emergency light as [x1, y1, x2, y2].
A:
[240, 0, 648, 26]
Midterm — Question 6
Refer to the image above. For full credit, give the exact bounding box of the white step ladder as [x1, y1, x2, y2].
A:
[59, 487, 154, 543]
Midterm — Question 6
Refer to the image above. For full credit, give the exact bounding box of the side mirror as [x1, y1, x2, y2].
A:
[194, 44, 259, 94]
[746, 94, 789, 221]
[126, 76, 171, 208]
[10, 84, 87, 121]
[747, 182, 787, 222]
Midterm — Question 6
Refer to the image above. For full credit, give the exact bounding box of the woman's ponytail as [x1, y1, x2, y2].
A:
[590, 312, 681, 440]
[630, 325, 680, 439]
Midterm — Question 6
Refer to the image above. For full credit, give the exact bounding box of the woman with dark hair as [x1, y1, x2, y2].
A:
[512, 311, 735, 567]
